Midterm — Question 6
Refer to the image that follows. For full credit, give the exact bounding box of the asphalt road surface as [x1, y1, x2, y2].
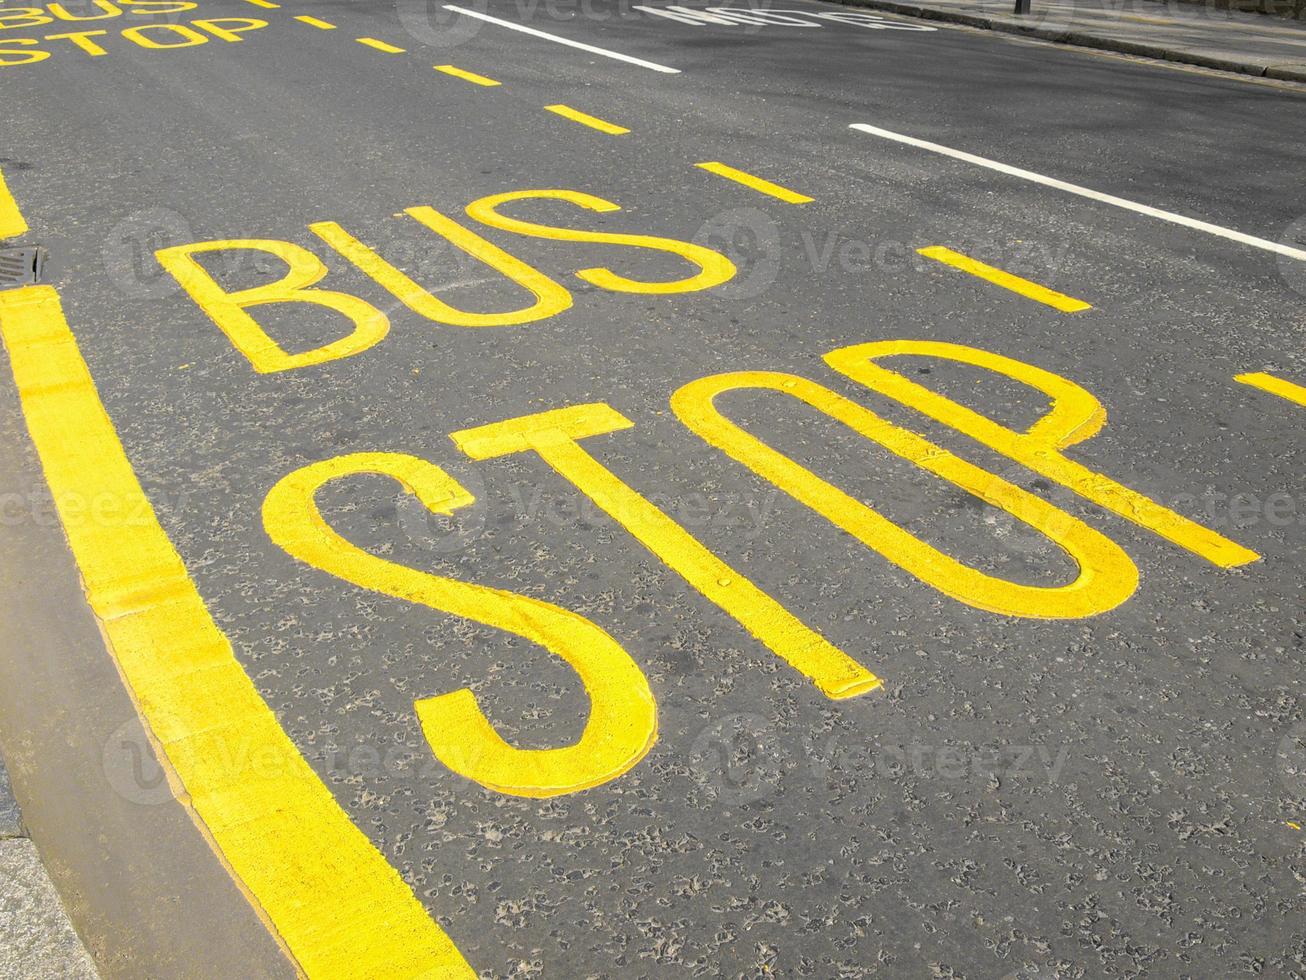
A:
[1, 0, 1304, 976]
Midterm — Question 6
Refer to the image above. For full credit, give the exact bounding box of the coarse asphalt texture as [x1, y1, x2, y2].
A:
[1, 0, 1304, 976]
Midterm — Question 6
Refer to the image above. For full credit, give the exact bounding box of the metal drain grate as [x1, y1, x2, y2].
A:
[0, 247, 43, 289]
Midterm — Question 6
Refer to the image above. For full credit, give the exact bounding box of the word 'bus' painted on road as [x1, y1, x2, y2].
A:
[0, 0, 196, 24]
[0, 1, 269, 64]
[155, 189, 737, 372]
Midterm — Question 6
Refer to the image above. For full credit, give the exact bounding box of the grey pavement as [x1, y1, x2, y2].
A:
[0, 757, 98, 980]
[836, 0, 1306, 79]
[0, 763, 19, 841]
[0, 397, 292, 978]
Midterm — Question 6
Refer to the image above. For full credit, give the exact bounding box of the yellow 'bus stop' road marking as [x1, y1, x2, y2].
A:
[0, 285, 473, 979]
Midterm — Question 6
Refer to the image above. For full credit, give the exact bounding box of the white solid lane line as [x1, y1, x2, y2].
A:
[850, 123, 1306, 263]
[442, 5, 682, 73]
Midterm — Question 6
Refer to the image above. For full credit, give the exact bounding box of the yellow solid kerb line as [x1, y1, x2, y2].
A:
[0, 285, 474, 978]
[435, 64, 501, 86]
[545, 104, 629, 135]
[917, 246, 1092, 313]
[0, 167, 28, 241]
[695, 162, 813, 204]
[1236, 372, 1306, 408]
[295, 14, 336, 29]
[357, 37, 406, 53]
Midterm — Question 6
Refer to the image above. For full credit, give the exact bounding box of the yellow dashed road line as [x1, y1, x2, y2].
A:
[294, 14, 336, 29]
[544, 104, 630, 135]
[435, 64, 501, 86]
[917, 245, 1092, 313]
[243, 0, 279, 8]
[695, 162, 813, 204]
[1236, 371, 1306, 408]
[357, 37, 406, 53]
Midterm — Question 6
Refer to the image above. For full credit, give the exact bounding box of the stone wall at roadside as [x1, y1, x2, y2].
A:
[0, 756, 100, 978]
[1167, 0, 1306, 20]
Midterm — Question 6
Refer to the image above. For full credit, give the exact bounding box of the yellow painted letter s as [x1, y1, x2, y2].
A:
[263, 452, 658, 797]
[464, 189, 736, 295]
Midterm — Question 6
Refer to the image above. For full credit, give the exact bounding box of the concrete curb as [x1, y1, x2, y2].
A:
[0, 757, 100, 978]
[0, 758, 21, 840]
[828, 0, 1306, 83]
